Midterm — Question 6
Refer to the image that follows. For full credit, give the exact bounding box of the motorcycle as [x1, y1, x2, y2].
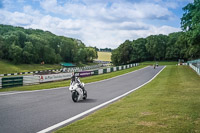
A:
[69, 81, 87, 102]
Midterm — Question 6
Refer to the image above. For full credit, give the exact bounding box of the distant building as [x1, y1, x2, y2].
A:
[60, 62, 76, 67]
[93, 60, 111, 64]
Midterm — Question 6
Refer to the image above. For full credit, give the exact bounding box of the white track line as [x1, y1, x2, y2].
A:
[0, 66, 149, 96]
[37, 66, 166, 133]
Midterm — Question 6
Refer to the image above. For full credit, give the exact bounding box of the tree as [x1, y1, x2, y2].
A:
[181, 0, 200, 59]
[165, 32, 182, 60]
[175, 32, 188, 59]
[111, 40, 133, 65]
[8, 43, 23, 64]
[146, 34, 168, 61]
[111, 48, 121, 65]
[0, 36, 4, 58]
[0, 24, 99, 64]
[22, 42, 34, 63]
[86, 47, 98, 62]
[132, 38, 151, 62]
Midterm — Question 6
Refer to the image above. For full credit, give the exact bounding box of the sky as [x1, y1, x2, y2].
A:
[0, 0, 193, 48]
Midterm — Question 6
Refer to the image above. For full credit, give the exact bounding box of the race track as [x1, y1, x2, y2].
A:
[0, 66, 164, 133]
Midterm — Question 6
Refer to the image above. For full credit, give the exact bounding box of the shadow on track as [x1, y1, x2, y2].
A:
[78, 98, 97, 103]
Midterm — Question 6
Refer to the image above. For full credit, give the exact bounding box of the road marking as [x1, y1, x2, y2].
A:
[37, 66, 166, 133]
[0, 66, 149, 96]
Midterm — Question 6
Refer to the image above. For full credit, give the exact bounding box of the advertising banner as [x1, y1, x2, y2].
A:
[78, 71, 93, 77]
[39, 73, 72, 83]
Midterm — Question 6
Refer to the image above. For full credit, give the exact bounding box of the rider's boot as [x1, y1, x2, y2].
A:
[82, 86, 86, 94]
[79, 85, 86, 94]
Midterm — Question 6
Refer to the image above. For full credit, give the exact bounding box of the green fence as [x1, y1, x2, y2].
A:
[91, 63, 138, 75]
[2, 77, 23, 88]
[111, 67, 113, 72]
[93, 70, 99, 75]
[103, 69, 107, 74]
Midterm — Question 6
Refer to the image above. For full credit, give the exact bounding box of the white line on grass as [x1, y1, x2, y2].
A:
[0, 66, 149, 96]
[37, 66, 166, 133]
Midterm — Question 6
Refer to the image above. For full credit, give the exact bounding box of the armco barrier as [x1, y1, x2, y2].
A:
[189, 63, 200, 75]
[116, 67, 119, 71]
[0, 63, 139, 88]
[88, 63, 138, 76]
[23, 76, 40, 86]
[127, 65, 129, 69]
[123, 65, 126, 69]
[110, 67, 113, 72]
[98, 69, 103, 74]
[103, 69, 107, 74]
[0, 64, 104, 77]
[0, 77, 2, 88]
[107, 68, 111, 73]
[2, 76, 23, 88]
[113, 67, 116, 71]
[93, 70, 98, 75]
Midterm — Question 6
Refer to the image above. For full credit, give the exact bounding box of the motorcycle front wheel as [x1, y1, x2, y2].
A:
[72, 91, 79, 102]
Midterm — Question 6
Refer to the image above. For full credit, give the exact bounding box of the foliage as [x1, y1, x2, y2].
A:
[146, 34, 168, 61]
[0, 24, 97, 64]
[181, 0, 200, 59]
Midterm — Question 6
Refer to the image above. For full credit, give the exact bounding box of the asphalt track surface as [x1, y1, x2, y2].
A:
[0, 66, 164, 133]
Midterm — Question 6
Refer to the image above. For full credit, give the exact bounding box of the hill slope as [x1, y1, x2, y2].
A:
[0, 60, 61, 74]
[97, 51, 111, 62]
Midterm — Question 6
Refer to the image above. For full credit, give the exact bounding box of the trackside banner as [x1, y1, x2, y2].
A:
[75, 71, 94, 77]
[39, 73, 72, 83]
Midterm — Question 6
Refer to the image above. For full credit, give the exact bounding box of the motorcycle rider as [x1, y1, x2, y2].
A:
[71, 72, 86, 94]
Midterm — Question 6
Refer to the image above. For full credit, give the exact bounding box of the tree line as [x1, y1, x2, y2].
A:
[96, 48, 112, 52]
[111, 0, 200, 65]
[0, 25, 97, 64]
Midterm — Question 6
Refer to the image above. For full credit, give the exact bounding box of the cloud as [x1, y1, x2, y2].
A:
[0, 0, 185, 48]
[40, 0, 174, 22]
[79, 22, 180, 48]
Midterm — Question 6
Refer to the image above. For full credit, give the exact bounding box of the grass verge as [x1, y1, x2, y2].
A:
[141, 61, 178, 66]
[0, 60, 61, 74]
[55, 66, 200, 133]
[0, 65, 146, 92]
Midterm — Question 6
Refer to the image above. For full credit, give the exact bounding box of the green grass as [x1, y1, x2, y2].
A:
[97, 51, 111, 61]
[0, 65, 146, 92]
[55, 66, 200, 133]
[0, 60, 61, 74]
[141, 61, 178, 66]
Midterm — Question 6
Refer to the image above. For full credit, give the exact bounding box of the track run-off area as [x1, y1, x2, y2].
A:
[0, 66, 165, 133]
